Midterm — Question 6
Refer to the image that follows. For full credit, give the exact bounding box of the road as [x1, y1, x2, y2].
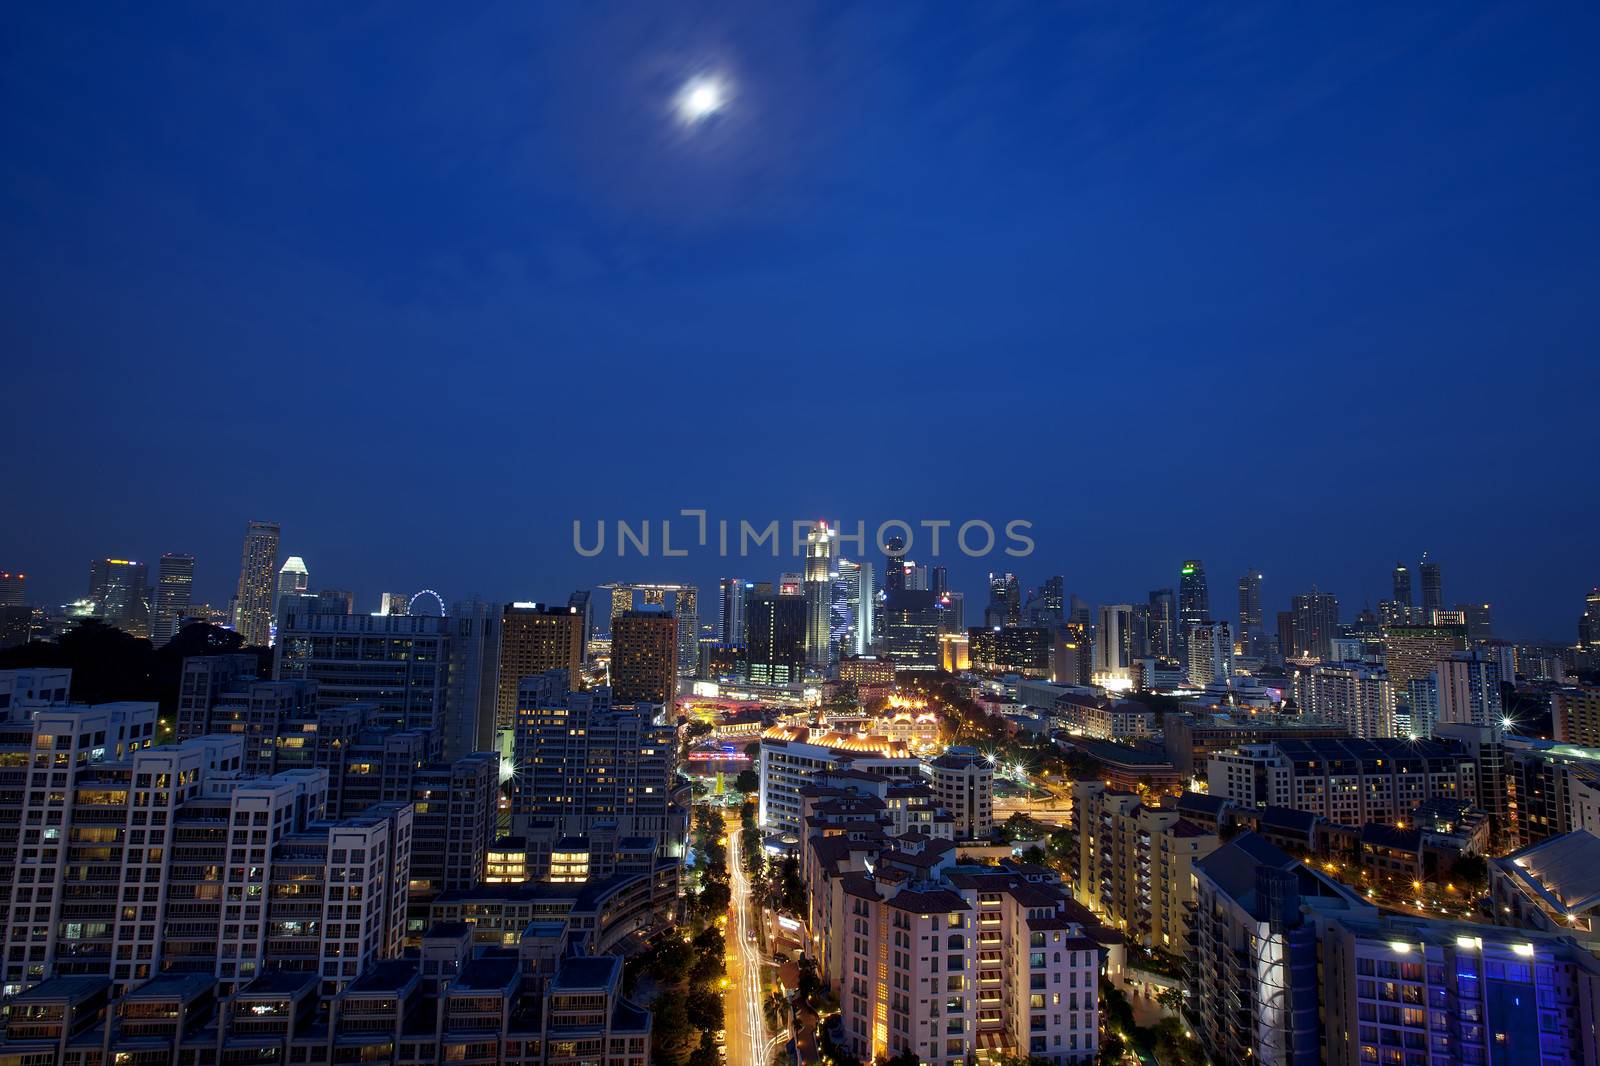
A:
[725, 814, 772, 1066]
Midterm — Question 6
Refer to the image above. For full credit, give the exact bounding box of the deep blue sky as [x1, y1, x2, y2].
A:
[2, 3, 1596, 640]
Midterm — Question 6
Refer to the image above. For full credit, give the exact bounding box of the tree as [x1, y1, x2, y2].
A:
[880, 1052, 921, 1066]
[1098, 1033, 1127, 1066]
[735, 768, 760, 793]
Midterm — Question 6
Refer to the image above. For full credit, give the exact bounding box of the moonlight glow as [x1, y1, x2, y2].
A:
[676, 76, 728, 125]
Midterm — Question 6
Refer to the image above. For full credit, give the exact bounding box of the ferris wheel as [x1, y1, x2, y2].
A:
[408, 589, 445, 617]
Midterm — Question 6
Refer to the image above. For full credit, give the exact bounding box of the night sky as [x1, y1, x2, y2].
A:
[2, 3, 1596, 640]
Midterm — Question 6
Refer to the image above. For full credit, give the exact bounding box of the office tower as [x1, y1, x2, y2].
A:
[1552, 685, 1600, 746]
[1434, 650, 1504, 728]
[882, 533, 907, 593]
[1146, 588, 1175, 658]
[607, 584, 632, 628]
[967, 625, 1051, 676]
[672, 585, 697, 677]
[1072, 782, 1220, 954]
[1419, 553, 1443, 616]
[446, 597, 503, 759]
[937, 588, 962, 634]
[1236, 569, 1263, 638]
[609, 609, 676, 705]
[718, 576, 749, 646]
[89, 557, 150, 636]
[376, 591, 408, 615]
[495, 603, 583, 730]
[232, 520, 280, 645]
[924, 752, 994, 838]
[274, 609, 451, 742]
[511, 671, 675, 847]
[1127, 601, 1154, 659]
[1295, 662, 1396, 738]
[1185, 620, 1234, 686]
[832, 559, 863, 654]
[313, 589, 353, 615]
[1095, 604, 1134, 684]
[741, 593, 806, 685]
[878, 588, 943, 670]
[803, 523, 836, 666]
[274, 555, 309, 617]
[149, 553, 195, 645]
[986, 571, 1020, 627]
[1051, 621, 1093, 685]
[1381, 623, 1468, 693]
[1582, 588, 1600, 648]
[1456, 601, 1493, 642]
[1178, 559, 1208, 626]
[1288, 585, 1340, 661]
[930, 565, 948, 597]
[1392, 562, 1413, 612]
[778, 572, 802, 596]
[1041, 574, 1064, 619]
[0, 571, 24, 606]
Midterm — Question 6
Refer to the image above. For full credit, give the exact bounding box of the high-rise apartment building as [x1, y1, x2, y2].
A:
[1288, 586, 1339, 661]
[149, 552, 195, 645]
[608, 610, 676, 706]
[494, 602, 584, 730]
[233, 520, 280, 645]
[444, 597, 502, 759]
[968, 625, 1051, 676]
[1207, 737, 1479, 825]
[718, 577, 750, 646]
[1146, 588, 1175, 659]
[1553, 685, 1600, 747]
[274, 610, 451, 742]
[1434, 650, 1504, 728]
[1381, 623, 1468, 692]
[1071, 782, 1219, 956]
[1294, 661, 1396, 738]
[672, 586, 698, 677]
[1185, 620, 1233, 687]
[511, 671, 675, 854]
[924, 752, 994, 838]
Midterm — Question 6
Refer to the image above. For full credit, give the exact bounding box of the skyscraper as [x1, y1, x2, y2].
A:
[1392, 562, 1413, 610]
[803, 523, 836, 666]
[0, 571, 24, 607]
[233, 520, 280, 645]
[1178, 559, 1208, 626]
[1095, 604, 1134, 684]
[274, 556, 309, 618]
[832, 559, 863, 655]
[1289, 586, 1340, 661]
[1237, 570, 1263, 636]
[446, 597, 503, 759]
[672, 585, 698, 677]
[1435, 650, 1504, 728]
[610, 609, 677, 706]
[89, 557, 149, 636]
[149, 552, 195, 646]
[883, 533, 907, 593]
[495, 602, 584, 729]
[1419, 553, 1443, 617]
[986, 572, 1020, 627]
[1582, 588, 1600, 649]
[1186, 620, 1234, 687]
[742, 593, 807, 685]
[1147, 588, 1176, 659]
[718, 577, 750, 646]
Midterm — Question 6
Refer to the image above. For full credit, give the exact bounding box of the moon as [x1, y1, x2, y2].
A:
[675, 76, 728, 125]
